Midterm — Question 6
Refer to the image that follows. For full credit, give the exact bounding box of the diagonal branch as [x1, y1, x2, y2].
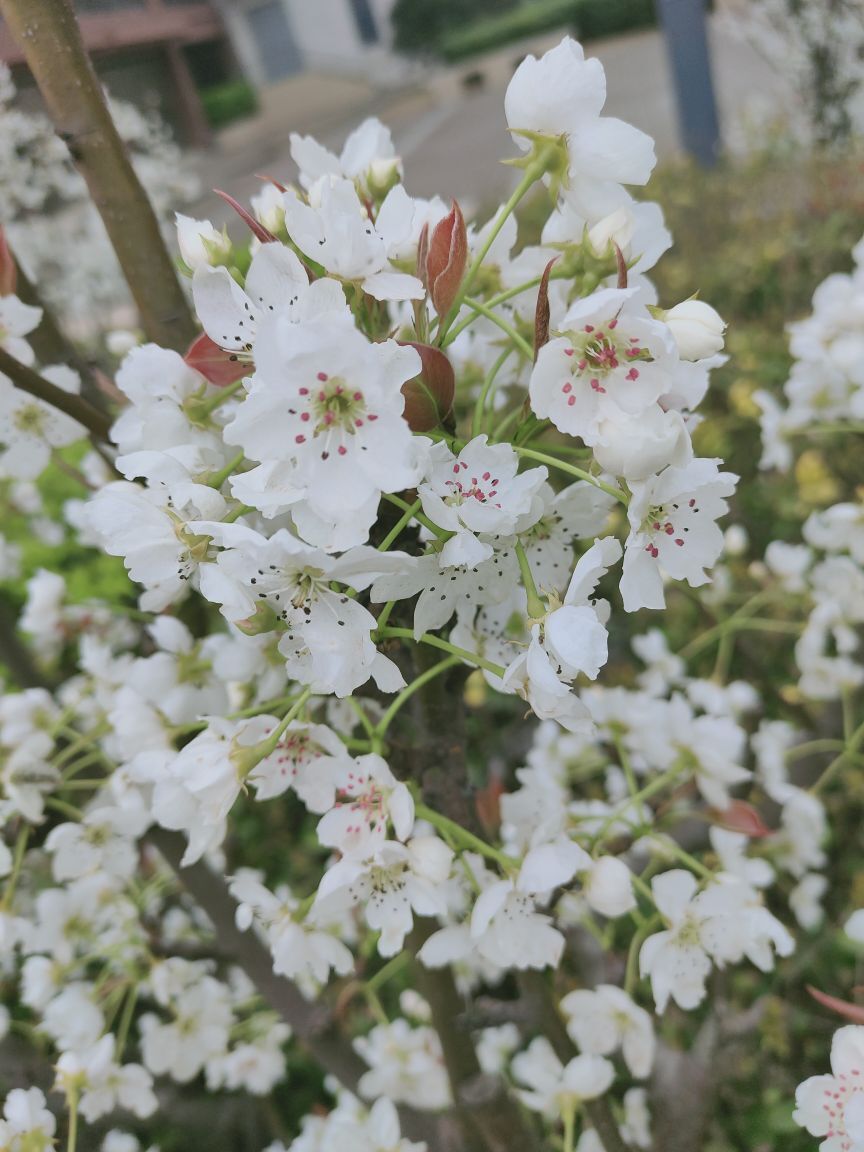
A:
[12, 254, 109, 412]
[0, 0, 197, 353]
[0, 344, 113, 443]
[398, 647, 541, 1152]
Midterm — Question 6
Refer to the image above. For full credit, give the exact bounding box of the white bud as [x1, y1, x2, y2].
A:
[664, 300, 726, 360]
[250, 183, 285, 233]
[592, 406, 691, 481]
[368, 156, 402, 196]
[845, 909, 864, 943]
[584, 856, 636, 918]
[105, 329, 139, 358]
[588, 207, 634, 256]
[175, 213, 231, 270]
[723, 524, 749, 556]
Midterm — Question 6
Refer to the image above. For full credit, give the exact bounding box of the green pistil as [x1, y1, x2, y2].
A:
[14, 403, 45, 434]
[310, 377, 366, 436]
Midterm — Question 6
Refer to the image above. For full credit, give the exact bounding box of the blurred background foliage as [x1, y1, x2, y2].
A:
[395, 0, 657, 62]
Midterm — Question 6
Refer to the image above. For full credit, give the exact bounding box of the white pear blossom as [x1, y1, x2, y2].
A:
[795, 1027, 864, 1151]
[0, 364, 85, 480]
[0, 1089, 56, 1151]
[417, 437, 547, 564]
[196, 523, 407, 696]
[282, 177, 423, 302]
[316, 753, 415, 858]
[560, 985, 655, 1077]
[55, 1035, 157, 1123]
[192, 241, 347, 358]
[230, 870, 354, 987]
[620, 458, 738, 611]
[505, 37, 655, 218]
[529, 288, 675, 443]
[175, 213, 231, 270]
[663, 300, 726, 360]
[313, 836, 454, 957]
[511, 1036, 615, 1119]
[355, 1020, 451, 1111]
[290, 116, 402, 196]
[224, 314, 426, 549]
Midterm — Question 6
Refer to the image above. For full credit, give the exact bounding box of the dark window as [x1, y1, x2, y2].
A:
[248, 0, 302, 81]
[74, 0, 142, 11]
[348, 0, 379, 44]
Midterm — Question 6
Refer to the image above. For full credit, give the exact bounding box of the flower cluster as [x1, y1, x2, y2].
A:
[0, 31, 860, 1152]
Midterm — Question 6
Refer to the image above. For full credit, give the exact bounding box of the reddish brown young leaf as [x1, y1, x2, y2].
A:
[184, 332, 247, 387]
[426, 201, 468, 318]
[214, 188, 278, 244]
[0, 227, 17, 296]
[475, 776, 504, 836]
[615, 242, 628, 290]
[399, 341, 455, 431]
[709, 800, 773, 839]
[254, 173, 288, 193]
[534, 256, 558, 362]
[807, 985, 864, 1024]
[416, 221, 430, 291]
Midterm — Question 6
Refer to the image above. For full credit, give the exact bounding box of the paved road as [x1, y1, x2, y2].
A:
[193, 18, 794, 227]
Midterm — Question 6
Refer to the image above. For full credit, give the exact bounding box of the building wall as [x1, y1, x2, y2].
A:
[283, 0, 369, 68]
[264, 0, 401, 70]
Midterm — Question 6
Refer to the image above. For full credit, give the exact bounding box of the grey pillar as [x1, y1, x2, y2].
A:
[655, 0, 721, 165]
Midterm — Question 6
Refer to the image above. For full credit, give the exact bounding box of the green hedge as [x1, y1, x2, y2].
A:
[575, 0, 656, 40]
[201, 81, 258, 131]
[392, 0, 517, 54]
[439, 0, 574, 61]
[436, 0, 657, 63]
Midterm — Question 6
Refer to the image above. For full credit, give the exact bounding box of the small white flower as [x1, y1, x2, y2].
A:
[620, 458, 738, 612]
[511, 1036, 615, 1119]
[794, 1026, 864, 1151]
[560, 985, 655, 1078]
[505, 37, 655, 217]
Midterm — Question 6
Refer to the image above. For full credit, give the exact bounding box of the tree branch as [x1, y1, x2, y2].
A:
[12, 253, 109, 410]
[0, 344, 113, 443]
[398, 648, 541, 1152]
[0, 0, 197, 352]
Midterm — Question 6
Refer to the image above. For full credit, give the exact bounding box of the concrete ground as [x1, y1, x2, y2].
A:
[192, 17, 794, 227]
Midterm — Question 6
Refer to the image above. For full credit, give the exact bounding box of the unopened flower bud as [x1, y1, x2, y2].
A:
[367, 157, 402, 200]
[584, 856, 636, 918]
[592, 407, 691, 481]
[105, 329, 139, 358]
[663, 300, 726, 361]
[426, 200, 468, 317]
[251, 183, 286, 234]
[175, 213, 232, 271]
[587, 208, 633, 258]
[723, 524, 749, 556]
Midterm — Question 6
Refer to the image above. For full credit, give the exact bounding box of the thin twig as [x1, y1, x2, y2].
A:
[0, 345, 113, 443]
